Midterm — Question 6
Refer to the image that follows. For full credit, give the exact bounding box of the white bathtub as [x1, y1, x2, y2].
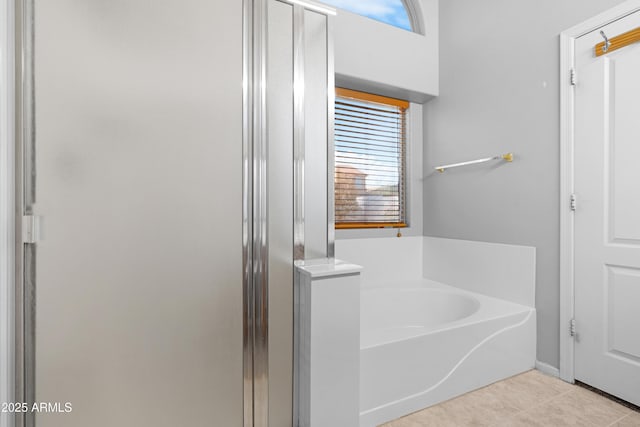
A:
[359, 279, 536, 427]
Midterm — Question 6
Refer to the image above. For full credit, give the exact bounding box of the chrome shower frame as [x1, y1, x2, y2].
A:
[13, 0, 334, 425]
[14, 0, 36, 425]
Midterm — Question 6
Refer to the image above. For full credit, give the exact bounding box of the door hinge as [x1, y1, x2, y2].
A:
[22, 215, 42, 244]
[570, 68, 577, 86]
[570, 194, 577, 212]
[570, 318, 576, 337]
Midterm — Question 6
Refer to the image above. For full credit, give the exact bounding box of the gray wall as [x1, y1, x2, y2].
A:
[423, 0, 626, 369]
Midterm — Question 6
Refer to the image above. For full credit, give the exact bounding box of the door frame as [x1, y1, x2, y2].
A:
[559, 0, 640, 383]
[0, 0, 16, 425]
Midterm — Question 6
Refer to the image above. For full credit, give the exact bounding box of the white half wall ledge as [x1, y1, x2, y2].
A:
[296, 258, 363, 278]
[423, 236, 536, 307]
[295, 259, 361, 427]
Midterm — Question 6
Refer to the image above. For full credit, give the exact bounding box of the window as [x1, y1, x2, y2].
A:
[334, 88, 408, 229]
[319, 0, 412, 32]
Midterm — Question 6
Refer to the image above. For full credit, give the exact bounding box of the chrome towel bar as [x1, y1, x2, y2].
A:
[435, 152, 513, 173]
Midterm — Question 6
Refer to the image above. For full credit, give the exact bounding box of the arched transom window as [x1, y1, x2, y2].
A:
[319, 0, 419, 33]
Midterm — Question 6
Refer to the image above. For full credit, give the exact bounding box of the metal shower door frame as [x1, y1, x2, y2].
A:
[13, 0, 35, 425]
[15, 1, 256, 425]
[1, 0, 16, 425]
[244, 0, 334, 425]
[12, 0, 334, 425]
[243, 0, 269, 425]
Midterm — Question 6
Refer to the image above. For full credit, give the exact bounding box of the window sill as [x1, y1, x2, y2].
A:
[335, 222, 408, 230]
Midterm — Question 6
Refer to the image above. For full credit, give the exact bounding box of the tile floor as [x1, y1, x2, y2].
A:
[383, 370, 640, 427]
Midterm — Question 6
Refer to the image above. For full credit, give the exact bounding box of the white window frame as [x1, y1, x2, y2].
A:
[401, 0, 424, 35]
[0, 0, 15, 425]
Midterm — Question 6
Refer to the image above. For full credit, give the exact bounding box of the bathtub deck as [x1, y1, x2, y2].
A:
[382, 370, 639, 427]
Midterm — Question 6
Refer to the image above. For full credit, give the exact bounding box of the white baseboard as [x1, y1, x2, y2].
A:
[535, 360, 560, 378]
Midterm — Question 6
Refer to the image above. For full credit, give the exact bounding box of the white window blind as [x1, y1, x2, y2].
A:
[334, 88, 408, 229]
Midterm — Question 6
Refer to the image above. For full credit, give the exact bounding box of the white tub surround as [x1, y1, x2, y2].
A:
[335, 237, 537, 427]
[295, 259, 362, 427]
[423, 236, 536, 306]
[335, 236, 424, 285]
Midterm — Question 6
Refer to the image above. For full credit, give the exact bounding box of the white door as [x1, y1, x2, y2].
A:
[574, 11, 640, 406]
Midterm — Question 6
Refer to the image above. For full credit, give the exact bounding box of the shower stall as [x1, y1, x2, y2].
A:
[9, 0, 334, 426]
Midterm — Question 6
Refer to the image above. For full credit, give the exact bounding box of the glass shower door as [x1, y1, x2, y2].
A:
[26, 1, 244, 426]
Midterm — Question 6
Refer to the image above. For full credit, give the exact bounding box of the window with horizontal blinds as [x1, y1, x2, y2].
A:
[334, 88, 408, 229]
